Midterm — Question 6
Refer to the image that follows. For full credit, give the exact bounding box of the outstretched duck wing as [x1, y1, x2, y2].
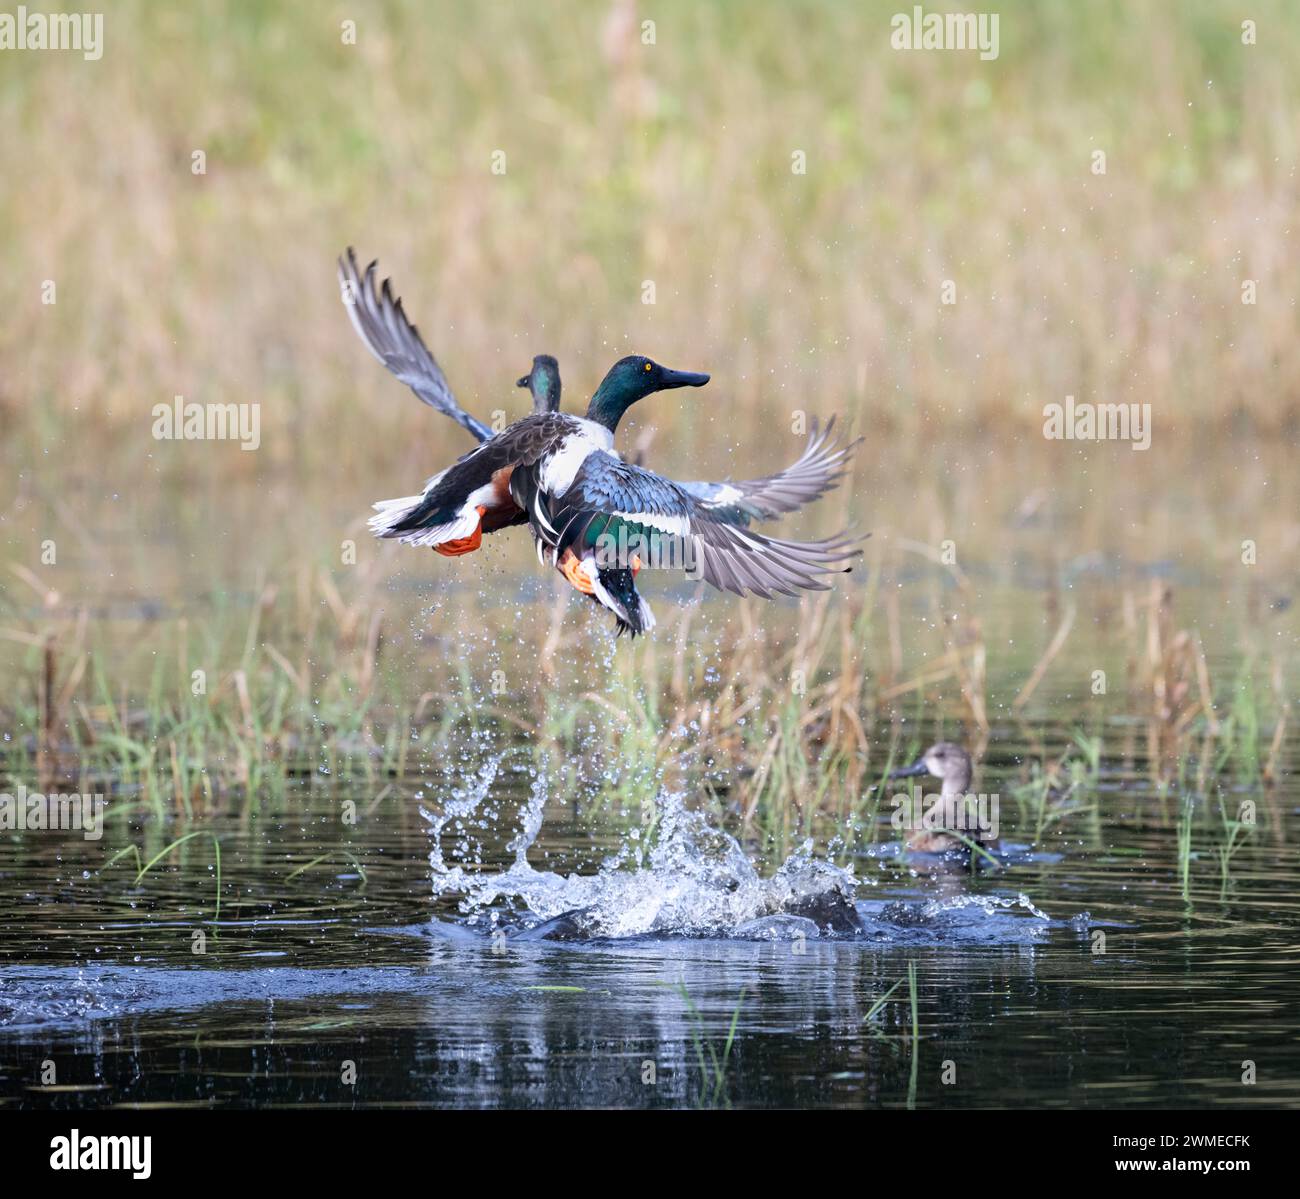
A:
[535, 452, 862, 600]
[677, 418, 860, 526]
[339, 247, 493, 444]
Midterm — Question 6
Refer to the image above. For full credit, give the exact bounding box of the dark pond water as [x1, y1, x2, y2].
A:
[1, 732, 1298, 1110]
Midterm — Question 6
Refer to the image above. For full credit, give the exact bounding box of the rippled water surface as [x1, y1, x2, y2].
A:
[2, 735, 1298, 1109]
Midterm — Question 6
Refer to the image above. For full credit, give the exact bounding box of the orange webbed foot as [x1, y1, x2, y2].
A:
[558, 549, 595, 595]
[434, 506, 486, 557]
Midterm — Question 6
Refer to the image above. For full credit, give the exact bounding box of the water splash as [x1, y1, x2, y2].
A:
[921, 892, 1051, 922]
[424, 761, 1055, 943]
[430, 784, 860, 939]
[869, 891, 1051, 942]
[505, 762, 548, 869]
[421, 754, 505, 880]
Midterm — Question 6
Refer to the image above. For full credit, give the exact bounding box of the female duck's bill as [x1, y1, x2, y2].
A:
[888, 742, 974, 793]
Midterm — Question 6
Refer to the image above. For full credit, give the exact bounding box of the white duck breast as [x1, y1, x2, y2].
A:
[538, 420, 616, 497]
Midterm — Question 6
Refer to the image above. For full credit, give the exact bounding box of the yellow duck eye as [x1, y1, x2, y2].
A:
[644, 362, 652, 371]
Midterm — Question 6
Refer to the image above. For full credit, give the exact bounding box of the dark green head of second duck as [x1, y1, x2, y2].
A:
[517, 354, 562, 414]
[585, 355, 710, 432]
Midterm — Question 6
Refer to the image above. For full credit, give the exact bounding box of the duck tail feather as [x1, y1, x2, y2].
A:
[368, 494, 426, 538]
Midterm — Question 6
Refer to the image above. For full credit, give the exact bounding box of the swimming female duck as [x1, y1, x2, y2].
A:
[889, 742, 986, 853]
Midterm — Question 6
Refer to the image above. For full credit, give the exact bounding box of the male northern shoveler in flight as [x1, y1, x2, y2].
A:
[339, 249, 863, 635]
[512, 342, 854, 531]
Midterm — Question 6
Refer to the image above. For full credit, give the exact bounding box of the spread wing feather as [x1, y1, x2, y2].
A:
[678, 418, 860, 527]
[520, 451, 862, 600]
[339, 247, 493, 443]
